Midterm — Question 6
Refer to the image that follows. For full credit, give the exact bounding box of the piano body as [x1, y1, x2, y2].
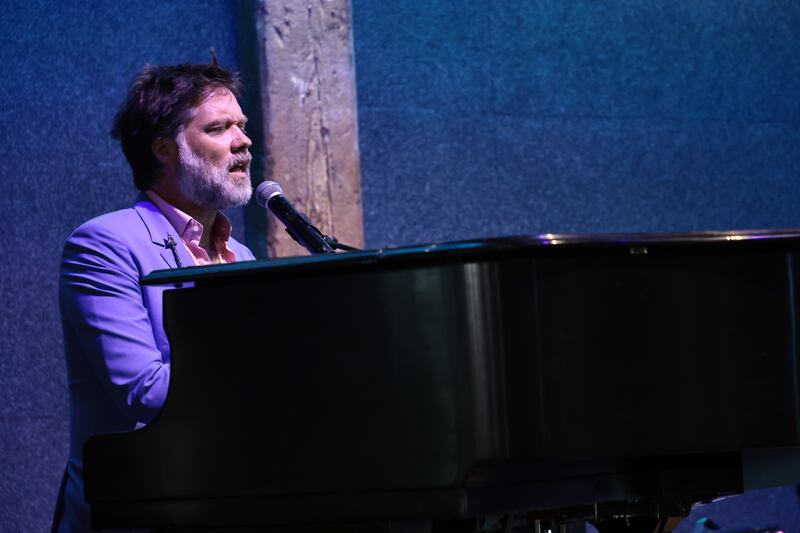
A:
[85, 231, 800, 531]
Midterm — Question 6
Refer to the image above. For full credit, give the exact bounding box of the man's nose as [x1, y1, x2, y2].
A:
[232, 127, 252, 152]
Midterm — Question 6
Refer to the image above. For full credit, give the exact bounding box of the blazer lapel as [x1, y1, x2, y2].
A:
[133, 198, 194, 269]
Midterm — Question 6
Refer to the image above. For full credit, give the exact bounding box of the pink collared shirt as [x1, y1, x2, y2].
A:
[145, 190, 237, 266]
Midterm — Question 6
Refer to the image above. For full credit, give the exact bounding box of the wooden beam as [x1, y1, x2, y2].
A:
[241, 0, 364, 258]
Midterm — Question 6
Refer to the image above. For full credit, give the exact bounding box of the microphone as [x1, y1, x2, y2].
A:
[255, 181, 335, 254]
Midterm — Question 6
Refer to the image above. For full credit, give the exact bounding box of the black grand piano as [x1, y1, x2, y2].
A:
[84, 231, 800, 532]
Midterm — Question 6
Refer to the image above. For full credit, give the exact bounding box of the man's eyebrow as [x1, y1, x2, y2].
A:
[204, 115, 247, 126]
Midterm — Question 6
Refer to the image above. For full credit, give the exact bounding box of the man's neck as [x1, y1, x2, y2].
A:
[187, 209, 217, 249]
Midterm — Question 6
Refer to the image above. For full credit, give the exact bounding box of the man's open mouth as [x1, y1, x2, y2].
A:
[229, 161, 249, 173]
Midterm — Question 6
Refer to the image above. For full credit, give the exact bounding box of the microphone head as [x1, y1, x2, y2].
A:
[256, 181, 284, 208]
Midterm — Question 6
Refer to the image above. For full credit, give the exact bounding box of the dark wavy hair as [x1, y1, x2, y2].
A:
[111, 61, 241, 190]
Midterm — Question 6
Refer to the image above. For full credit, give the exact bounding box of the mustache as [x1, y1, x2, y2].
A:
[228, 153, 252, 169]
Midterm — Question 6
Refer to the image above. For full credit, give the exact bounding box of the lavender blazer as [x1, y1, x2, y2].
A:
[53, 198, 254, 532]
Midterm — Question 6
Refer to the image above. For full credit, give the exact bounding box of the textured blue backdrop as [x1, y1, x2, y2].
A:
[353, 1, 800, 247]
[1, 0, 799, 530]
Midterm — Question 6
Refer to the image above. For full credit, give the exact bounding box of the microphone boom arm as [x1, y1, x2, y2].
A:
[322, 235, 360, 252]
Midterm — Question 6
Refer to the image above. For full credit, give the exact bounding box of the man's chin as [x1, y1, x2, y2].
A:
[213, 186, 253, 210]
[176, 167, 253, 210]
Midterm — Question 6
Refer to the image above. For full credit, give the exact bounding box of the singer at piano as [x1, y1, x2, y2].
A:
[52, 59, 256, 532]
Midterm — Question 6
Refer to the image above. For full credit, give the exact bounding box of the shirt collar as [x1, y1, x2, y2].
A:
[144, 189, 233, 252]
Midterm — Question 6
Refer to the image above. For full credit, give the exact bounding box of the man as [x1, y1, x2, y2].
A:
[52, 61, 256, 532]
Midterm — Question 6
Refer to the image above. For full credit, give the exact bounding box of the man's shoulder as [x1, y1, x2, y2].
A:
[70, 206, 141, 233]
[66, 199, 164, 243]
[67, 207, 133, 242]
[61, 201, 169, 276]
[63, 200, 168, 260]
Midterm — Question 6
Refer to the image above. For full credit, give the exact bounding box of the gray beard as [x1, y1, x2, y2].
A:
[175, 132, 252, 210]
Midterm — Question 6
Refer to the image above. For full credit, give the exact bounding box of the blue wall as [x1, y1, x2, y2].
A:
[353, 1, 800, 247]
[0, 1, 241, 530]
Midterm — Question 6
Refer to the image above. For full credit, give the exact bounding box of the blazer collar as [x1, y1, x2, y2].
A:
[132, 195, 194, 269]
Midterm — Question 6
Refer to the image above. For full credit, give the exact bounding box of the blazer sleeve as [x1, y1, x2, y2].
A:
[60, 220, 170, 424]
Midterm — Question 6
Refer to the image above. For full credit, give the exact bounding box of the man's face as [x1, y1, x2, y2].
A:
[174, 88, 253, 210]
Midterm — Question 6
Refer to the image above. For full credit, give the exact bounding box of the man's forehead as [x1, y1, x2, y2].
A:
[192, 89, 246, 121]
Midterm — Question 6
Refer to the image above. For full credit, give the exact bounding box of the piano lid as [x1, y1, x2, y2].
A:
[141, 228, 800, 286]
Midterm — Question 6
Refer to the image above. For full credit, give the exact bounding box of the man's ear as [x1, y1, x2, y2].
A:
[152, 137, 177, 166]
